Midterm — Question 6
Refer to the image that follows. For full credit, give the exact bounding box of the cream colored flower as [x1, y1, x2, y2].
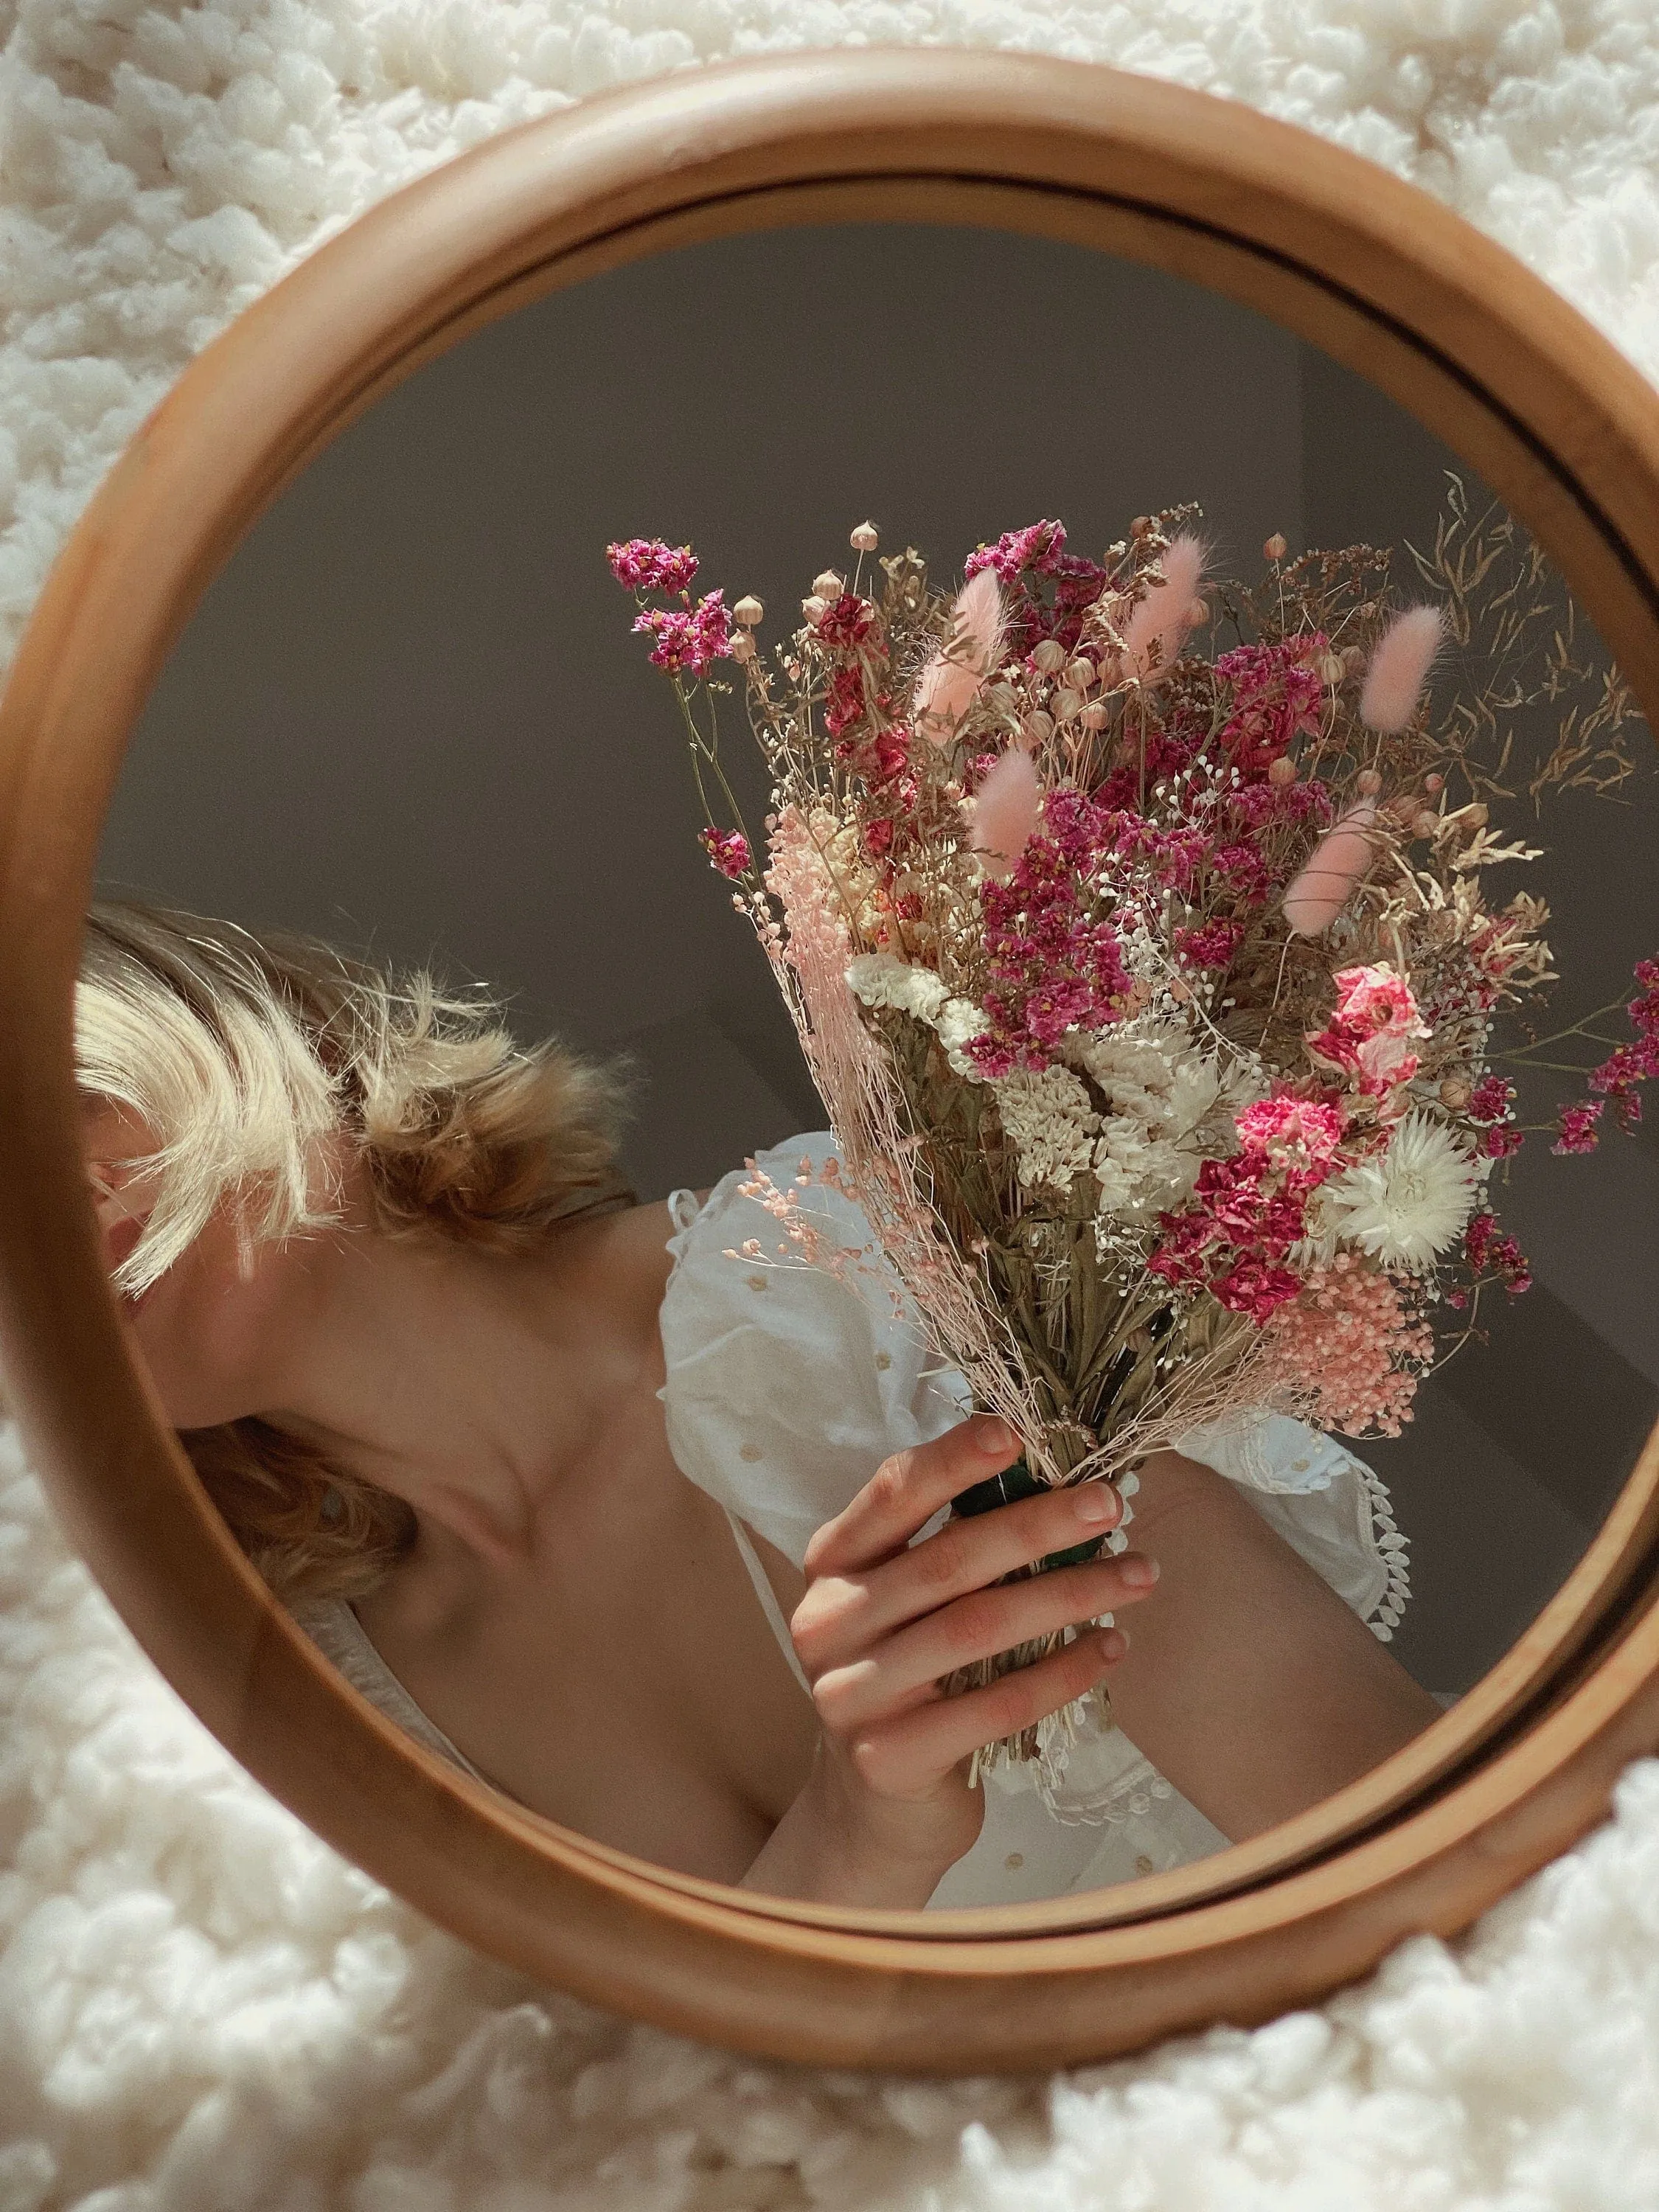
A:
[993, 1065, 1099, 1192]
[1321, 1110, 1488, 1272]
[845, 952, 950, 1025]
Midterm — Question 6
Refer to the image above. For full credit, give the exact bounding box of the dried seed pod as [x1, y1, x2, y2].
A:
[849, 521, 880, 552]
[1032, 639, 1068, 674]
[812, 569, 844, 599]
[733, 594, 764, 627]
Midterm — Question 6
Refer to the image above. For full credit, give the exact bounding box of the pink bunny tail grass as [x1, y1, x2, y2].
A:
[1359, 604, 1446, 734]
[1122, 532, 1206, 684]
[914, 568, 1004, 741]
[970, 745, 1042, 879]
[1281, 801, 1380, 935]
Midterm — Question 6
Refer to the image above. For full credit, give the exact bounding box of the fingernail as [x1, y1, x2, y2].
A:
[1073, 1484, 1116, 1524]
[1099, 1627, 1129, 1661]
[1120, 1554, 1160, 1589]
[973, 1414, 1014, 1455]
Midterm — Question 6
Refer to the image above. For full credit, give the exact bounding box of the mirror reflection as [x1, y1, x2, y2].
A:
[83, 226, 1659, 1910]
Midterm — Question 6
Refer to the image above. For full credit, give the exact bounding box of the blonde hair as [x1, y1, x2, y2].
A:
[77, 900, 634, 1602]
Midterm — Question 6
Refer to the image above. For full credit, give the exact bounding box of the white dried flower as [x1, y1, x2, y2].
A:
[994, 1066, 1099, 1192]
[1321, 1109, 1488, 1271]
[934, 997, 994, 1077]
[846, 953, 950, 1025]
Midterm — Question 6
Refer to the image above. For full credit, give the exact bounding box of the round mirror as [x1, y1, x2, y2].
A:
[7, 53, 1659, 2070]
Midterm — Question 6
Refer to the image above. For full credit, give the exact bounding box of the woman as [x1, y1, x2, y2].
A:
[76, 901, 1441, 1910]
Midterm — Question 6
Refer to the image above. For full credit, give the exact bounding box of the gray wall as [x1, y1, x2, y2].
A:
[97, 223, 1659, 1696]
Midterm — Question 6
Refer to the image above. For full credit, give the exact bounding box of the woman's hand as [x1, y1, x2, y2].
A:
[739, 1415, 1161, 1907]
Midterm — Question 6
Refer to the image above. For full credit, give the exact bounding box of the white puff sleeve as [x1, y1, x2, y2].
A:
[659, 1133, 1408, 1640]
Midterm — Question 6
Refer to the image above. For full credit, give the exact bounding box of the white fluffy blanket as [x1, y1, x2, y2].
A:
[7, 4, 1659, 2204]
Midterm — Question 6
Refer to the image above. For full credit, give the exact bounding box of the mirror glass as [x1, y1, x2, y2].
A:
[91, 223, 1659, 1912]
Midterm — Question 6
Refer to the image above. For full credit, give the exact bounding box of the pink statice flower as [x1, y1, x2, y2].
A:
[1214, 635, 1326, 776]
[1464, 1209, 1532, 1295]
[1174, 919, 1246, 970]
[633, 591, 732, 675]
[816, 592, 877, 647]
[1234, 1094, 1345, 1183]
[1553, 1101, 1604, 1155]
[1585, 955, 1659, 1129]
[963, 518, 1112, 655]
[1307, 963, 1430, 1098]
[699, 827, 752, 880]
[608, 538, 699, 593]
[1150, 1086, 1344, 1322]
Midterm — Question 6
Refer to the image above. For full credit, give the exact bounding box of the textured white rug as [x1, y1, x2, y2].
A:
[7, 2, 1659, 2205]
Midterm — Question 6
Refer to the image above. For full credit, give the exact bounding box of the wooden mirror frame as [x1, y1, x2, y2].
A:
[6, 49, 1659, 2074]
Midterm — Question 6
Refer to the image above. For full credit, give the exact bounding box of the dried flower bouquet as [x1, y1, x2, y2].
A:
[611, 490, 1654, 1777]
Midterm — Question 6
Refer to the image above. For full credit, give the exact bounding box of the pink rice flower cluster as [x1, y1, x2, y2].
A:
[699, 827, 752, 880]
[1307, 964, 1430, 1101]
[1150, 1091, 1346, 1321]
[633, 591, 732, 675]
[1262, 1257, 1433, 1437]
[607, 538, 699, 593]
[1214, 635, 1326, 776]
[1462, 1209, 1531, 1297]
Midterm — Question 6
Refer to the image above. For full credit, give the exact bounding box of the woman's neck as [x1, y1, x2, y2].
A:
[253, 1197, 676, 1572]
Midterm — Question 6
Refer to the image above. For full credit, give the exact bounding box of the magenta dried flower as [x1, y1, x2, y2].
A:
[633, 591, 732, 675]
[699, 827, 752, 880]
[607, 538, 700, 593]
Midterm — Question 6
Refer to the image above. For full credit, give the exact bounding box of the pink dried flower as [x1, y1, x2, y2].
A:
[1359, 605, 1445, 734]
[1307, 964, 1429, 1097]
[1235, 1094, 1345, 1186]
[1174, 919, 1246, 970]
[1467, 1075, 1514, 1123]
[1261, 1260, 1433, 1436]
[1465, 1211, 1531, 1295]
[633, 590, 731, 675]
[817, 592, 876, 647]
[1554, 1102, 1604, 1155]
[914, 569, 1004, 740]
[1282, 802, 1379, 936]
[970, 745, 1043, 881]
[1215, 636, 1324, 776]
[699, 827, 752, 879]
[608, 538, 699, 593]
[1121, 534, 1206, 684]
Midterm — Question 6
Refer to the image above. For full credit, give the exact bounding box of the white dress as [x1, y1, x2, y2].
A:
[298, 1130, 1411, 1909]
